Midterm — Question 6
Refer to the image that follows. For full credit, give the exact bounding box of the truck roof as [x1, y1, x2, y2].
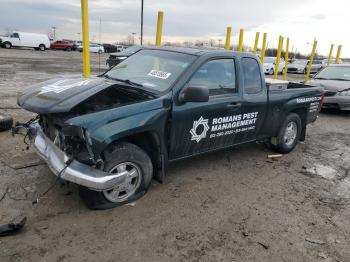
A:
[143, 46, 257, 58]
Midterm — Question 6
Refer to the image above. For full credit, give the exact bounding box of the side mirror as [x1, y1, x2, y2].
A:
[179, 85, 209, 103]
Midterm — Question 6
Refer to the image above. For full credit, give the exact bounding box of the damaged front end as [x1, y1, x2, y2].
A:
[12, 116, 128, 191]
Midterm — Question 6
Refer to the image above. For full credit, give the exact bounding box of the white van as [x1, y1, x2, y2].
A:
[0, 31, 50, 51]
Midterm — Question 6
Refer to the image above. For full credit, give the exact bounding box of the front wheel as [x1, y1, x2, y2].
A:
[269, 68, 274, 75]
[4, 42, 11, 49]
[39, 44, 45, 51]
[79, 142, 153, 210]
[271, 113, 302, 154]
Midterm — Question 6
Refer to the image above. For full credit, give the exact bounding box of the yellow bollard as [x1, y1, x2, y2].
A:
[260, 33, 267, 64]
[253, 32, 260, 55]
[283, 37, 289, 80]
[237, 29, 244, 52]
[225, 27, 232, 50]
[305, 40, 318, 81]
[155, 11, 164, 46]
[273, 36, 284, 80]
[335, 45, 342, 64]
[81, 0, 90, 78]
[327, 44, 334, 65]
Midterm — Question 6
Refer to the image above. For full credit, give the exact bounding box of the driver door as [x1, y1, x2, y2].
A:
[169, 58, 242, 160]
[10, 33, 21, 47]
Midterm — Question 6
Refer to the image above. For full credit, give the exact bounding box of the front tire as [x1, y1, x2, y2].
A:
[79, 142, 153, 210]
[272, 113, 302, 154]
[4, 42, 11, 49]
[269, 68, 274, 75]
[39, 44, 45, 51]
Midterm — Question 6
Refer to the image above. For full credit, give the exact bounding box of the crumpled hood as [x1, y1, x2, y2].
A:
[18, 76, 115, 114]
[306, 79, 350, 92]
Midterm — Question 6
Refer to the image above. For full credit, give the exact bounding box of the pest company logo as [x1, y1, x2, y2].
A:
[189, 112, 259, 143]
[190, 116, 210, 143]
[38, 79, 91, 95]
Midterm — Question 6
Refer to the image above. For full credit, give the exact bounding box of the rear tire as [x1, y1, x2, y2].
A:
[66, 47, 72, 51]
[271, 113, 302, 154]
[79, 142, 153, 210]
[4, 42, 11, 49]
[0, 113, 13, 132]
[269, 68, 274, 75]
[39, 44, 45, 51]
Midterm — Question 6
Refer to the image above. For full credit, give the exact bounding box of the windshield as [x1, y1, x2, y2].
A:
[314, 66, 350, 81]
[264, 57, 275, 63]
[104, 49, 196, 93]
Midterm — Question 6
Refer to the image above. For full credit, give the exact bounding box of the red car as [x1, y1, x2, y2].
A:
[50, 40, 74, 51]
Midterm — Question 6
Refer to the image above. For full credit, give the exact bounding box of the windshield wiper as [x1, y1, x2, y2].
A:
[103, 75, 156, 97]
[329, 78, 350, 81]
[314, 77, 350, 81]
[314, 77, 330, 80]
[104, 75, 144, 87]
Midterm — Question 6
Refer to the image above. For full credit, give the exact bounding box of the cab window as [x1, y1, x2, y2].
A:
[242, 57, 262, 94]
[11, 33, 19, 38]
[188, 59, 236, 97]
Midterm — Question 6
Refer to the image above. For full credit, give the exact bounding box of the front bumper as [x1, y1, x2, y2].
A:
[323, 96, 350, 111]
[24, 122, 127, 191]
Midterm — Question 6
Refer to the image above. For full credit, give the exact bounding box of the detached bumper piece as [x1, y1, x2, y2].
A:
[17, 122, 128, 191]
[0, 217, 26, 237]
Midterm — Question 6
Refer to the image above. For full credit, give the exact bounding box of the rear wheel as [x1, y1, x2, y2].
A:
[79, 142, 153, 210]
[66, 47, 72, 51]
[98, 49, 102, 54]
[271, 113, 301, 154]
[269, 68, 274, 75]
[39, 44, 45, 51]
[4, 42, 11, 49]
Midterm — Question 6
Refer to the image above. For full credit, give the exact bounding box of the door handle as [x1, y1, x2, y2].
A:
[226, 102, 241, 109]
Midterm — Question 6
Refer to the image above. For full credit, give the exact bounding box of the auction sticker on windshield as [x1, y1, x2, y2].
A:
[148, 70, 171, 80]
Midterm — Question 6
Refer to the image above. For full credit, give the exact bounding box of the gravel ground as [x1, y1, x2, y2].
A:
[0, 48, 349, 262]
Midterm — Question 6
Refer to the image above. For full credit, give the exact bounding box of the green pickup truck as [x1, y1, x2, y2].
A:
[14, 47, 324, 209]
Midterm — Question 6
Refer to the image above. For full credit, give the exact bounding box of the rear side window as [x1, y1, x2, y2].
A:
[188, 59, 236, 97]
[242, 57, 262, 94]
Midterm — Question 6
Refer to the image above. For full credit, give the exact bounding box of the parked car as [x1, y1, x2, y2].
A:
[106, 45, 142, 68]
[77, 43, 104, 53]
[310, 60, 323, 72]
[72, 40, 82, 51]
[102, 43, 118, 53]
[50, 40, 74, 51]
[0, 31, 50, 51]
[263, 57, 285, 75]
[306, 64, 350, 111]
[288, 59, 323, 74]
[116, 45, 127, 52]
[14, 47, 323, 209]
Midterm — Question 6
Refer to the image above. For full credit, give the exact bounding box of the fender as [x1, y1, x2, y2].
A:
[66, 96, 171, 159]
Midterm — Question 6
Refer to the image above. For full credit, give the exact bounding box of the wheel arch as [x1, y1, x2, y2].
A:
[102, 130, 165, 182]
[287, 107, 308, 141]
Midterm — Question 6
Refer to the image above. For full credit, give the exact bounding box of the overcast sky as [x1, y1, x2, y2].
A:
[1, 0, 349, 57]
